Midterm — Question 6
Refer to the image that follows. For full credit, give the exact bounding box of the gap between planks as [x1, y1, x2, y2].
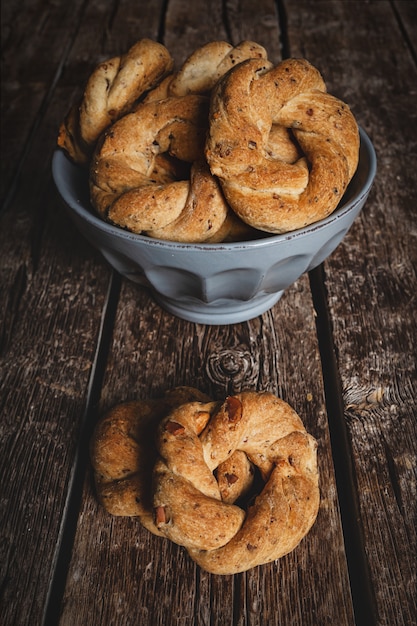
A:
[41, 263, 379, 625]
[309, 265, 378, 626]
[41, 271, 122, 626]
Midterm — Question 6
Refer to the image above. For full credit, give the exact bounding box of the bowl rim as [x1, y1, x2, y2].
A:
[52, 126, 377, 251]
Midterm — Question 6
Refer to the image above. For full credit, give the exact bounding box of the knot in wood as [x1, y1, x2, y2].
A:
[206, 348, 255, 385]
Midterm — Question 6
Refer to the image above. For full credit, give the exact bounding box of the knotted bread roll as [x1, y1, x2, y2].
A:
[90, 389, 320, 575]
[153, 391, 319, 574]
[90, 94, 253, 242]
[144, 40, 267, 101]
[90, 387, 211, 535]
[205, 57, 360, 233]
[87, 39, 270, 243]
[58, 39, 174, 165]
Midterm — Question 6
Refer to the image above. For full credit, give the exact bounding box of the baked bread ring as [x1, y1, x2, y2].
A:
[57, 39, 174, 165]
[90, 387, 211, 535]
[205, 57, 360, 233]
[90, 389, 319, 574]
[144, 40, 268, 101]
[153, 391, 319, 574]
[90, 94, 253, 242]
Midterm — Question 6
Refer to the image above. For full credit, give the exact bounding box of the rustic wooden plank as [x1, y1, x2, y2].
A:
[285, 1, 417, 624]
[393, 0, 417, 48]
[164, 0, 282, 65]
[0, 1, 123, 625]
[55, 0, 357, 624]
[0, 171, 112, 625]
[0, 0, 88, 205]
[60, 280, 355, 626]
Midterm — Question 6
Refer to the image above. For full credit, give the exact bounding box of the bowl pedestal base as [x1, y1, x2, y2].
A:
[153, 291, 285, 325]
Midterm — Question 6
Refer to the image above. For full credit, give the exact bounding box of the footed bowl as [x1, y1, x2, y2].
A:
[52, 127, 376, 325]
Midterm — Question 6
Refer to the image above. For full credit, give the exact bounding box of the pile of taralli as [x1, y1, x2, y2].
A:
[58, 38, 360, 243]
[90, 388, 320, 575]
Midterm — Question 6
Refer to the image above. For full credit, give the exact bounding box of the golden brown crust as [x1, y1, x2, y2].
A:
[188, 431, 319, 574]
[153, 391, 319, 574]
[205, 57, 360, 233]
[86, 40, 269, 243]
[90, 387, 211, 534]
[90, 389, 320, 575]
[144, 40, 268, 101]
[57, 39, 174, 165]
[89, 95, 254, 242]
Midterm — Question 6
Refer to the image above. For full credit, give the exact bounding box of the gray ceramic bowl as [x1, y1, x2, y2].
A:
[52, 127, 376, 325]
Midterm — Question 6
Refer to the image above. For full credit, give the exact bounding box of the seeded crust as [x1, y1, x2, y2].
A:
[87, 40, 270, 243]
[89, 94, 253, 242]
[57, 39, 174, 165]
[143, 40, 267, 101]
[90, 387, 212, 535]
[90, 389, 320, 575]
[205, 57, 360, 233]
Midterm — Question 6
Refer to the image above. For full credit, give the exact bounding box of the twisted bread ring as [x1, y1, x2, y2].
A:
[205, 57, 360, 233]
[90, 387, 211, 535]
[144, 40, 267, 101]
[90, 94, 253, 242]
[153, 391, 319, 574]
[57, 39, 173, 165]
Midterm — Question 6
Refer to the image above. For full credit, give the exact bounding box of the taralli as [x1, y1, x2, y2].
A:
[57, 39, 173, 165]
[205, 57, 360, 233]
[153, 391, 319, 574]
[90, 387, 211, 535]
[90, 388, 320, 575]
[144, 40, 267, 101]
[57, 39, 361, 242]
[88, 39, 269, 242]
[90, 94, 253, 242]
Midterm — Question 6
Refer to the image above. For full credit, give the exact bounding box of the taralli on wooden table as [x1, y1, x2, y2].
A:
[90, 387, 211, 535]
[6, 1, 415, 622]
[90, 389, 320, 575]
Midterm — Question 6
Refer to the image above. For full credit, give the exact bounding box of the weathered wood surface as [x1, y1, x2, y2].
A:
[285, 2, 417, 624]
[0, 1, 416, 625]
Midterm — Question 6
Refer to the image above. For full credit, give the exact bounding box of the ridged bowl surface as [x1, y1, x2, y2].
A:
[52, 128, 376, 324]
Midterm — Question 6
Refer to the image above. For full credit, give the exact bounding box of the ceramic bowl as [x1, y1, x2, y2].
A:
[52, 127, 376, 325]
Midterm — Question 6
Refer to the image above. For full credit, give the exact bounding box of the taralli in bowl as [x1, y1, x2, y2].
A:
[206, 57, 360, 233]
[90, 389, 320, 575]
[57, 39, 174, 165]
[53, 38, 377, 324]
[53, 128, 376, 324]
[143, 40, 268, 100]
[89, 94, 253, 243]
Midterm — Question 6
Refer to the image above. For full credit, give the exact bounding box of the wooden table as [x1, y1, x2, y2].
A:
[1, 1, 416, 624]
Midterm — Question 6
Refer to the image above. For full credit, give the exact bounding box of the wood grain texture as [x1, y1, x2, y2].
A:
[285, 1, 417, 624]
[0, 143, 111, 624]
[1, 0, 86, 205]
[1, 0, 416, 624]
[61, 278, 354, 626]
[0, 2, 113, 625]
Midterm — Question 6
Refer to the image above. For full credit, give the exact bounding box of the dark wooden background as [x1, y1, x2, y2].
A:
[1, 1, 416, 625]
